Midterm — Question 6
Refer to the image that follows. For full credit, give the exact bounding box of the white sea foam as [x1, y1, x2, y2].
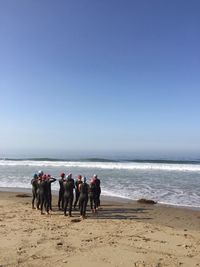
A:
[0, 178, 199, 209]
[0, 160, 200, 208]
[0, 160, 200, 172]
[115, 185, 200, 209]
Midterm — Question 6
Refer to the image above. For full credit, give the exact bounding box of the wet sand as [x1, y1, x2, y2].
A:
[0, 190, 200, 267]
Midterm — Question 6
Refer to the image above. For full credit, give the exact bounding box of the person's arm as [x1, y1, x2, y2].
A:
[50, 177, 56, 183]
[74, 181, 77, 190]
[78, 183, 82, 192]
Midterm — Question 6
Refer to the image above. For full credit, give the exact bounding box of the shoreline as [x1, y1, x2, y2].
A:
[1, 188, 200, 231]
[0, 186, 199, 212]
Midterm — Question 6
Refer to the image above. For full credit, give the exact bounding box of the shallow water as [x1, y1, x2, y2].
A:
[0, 159, 200, 208]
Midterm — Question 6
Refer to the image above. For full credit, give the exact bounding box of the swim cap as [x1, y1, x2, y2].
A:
[33, 173, 38, 179]
[68, 173, 72, 178]
[60, 172, 65, 178]
[93, 174, 97, 179]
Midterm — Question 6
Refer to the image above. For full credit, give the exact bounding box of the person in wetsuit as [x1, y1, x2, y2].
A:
[31, 173, 38, 209]
[58, 172, 65, 210]
[93, 174, 101, 209]
[79, 176, 89, 219]
[37, 174, 49, 214]
[46, 174, 56, 211]
[63, 173, 75, 217]
[89, 178, 97, 213]
[73, 174, 82, 210]
[36, 170, 44, 209]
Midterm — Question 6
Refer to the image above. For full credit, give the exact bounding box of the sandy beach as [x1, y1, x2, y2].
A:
[0, 191, 200, 267]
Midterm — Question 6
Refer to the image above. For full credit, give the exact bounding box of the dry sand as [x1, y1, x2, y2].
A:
[0, 191, 200, 267]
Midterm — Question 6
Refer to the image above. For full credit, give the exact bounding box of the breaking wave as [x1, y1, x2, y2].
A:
[0, 159, 200, 172]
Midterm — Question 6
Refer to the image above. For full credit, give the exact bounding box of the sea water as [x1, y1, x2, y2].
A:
[0, 158, 200, 208]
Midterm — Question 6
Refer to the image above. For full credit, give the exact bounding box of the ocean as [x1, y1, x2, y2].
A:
[0, 158, 200, 208]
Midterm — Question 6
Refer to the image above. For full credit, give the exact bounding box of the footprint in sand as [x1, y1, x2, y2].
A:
[70, 219, 81, 223]
[57, 241, 63, 246]
[31, 254, 40, 259]
[134, 261, 146, 267]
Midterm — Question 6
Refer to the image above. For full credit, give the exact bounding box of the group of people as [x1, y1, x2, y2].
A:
[31, 171, 101, 218]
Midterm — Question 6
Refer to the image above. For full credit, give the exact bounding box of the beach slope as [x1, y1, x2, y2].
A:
[0, 191, 200, 267]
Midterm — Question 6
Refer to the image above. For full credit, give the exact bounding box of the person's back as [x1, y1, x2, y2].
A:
[58, 172, 65, 210]
[31, 174, 38, 209]
[59, 179, 64, 192]
[93, 175, 101, 208]
[38, 179, 47, 193]
[64, 178, 74, 196]
[46, 175, 56, 210]
[31, 177, 38, 190]
[74, 175, 82, 209]
[36, 170, 43, 209]
[79, 177, 89, 219]
[80, 182, 88, 195]
[47, 176, 56, 190]
[37, 175, 49, 214]
[75, 179, 82, 192]
[63, 174, 74, 216]
[89, 181, 96, 195]
[89, 179, 97, 212]
[95, 178, 100, 189]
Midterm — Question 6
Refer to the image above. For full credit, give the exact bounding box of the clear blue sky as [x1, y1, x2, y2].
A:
[0, 0, 200, 158]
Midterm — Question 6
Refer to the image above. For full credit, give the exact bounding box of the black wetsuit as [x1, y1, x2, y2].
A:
[73, 179, 82, 209]
[36, 174, 43, 208]
[31, 178, 38, 209]
[46, 178, 56, 210]
[89, 182, 97, 210]
[79, 183, 89, 217]
[94, 178, 101, 208]
[37, 180, 48, 214]
[58, 178, 65, 210]
[64, 178, 75, 216]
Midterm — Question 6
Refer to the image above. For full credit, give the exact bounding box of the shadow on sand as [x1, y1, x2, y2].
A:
[51, 204, 153, 220]
[89, 206, 153, 220]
